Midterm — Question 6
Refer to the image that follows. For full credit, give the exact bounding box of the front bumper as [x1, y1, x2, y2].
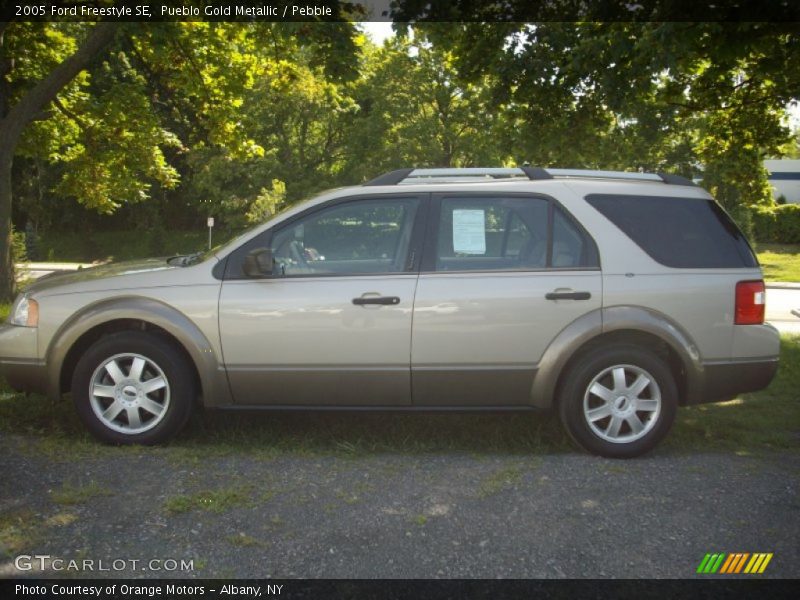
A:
[0, 323, 47, 394]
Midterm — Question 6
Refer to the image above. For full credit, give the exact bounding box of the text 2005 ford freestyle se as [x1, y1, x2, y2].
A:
[0, 167, 780, 458]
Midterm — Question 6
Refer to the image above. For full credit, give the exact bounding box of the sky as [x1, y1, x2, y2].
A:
[358, 21, 396, 44]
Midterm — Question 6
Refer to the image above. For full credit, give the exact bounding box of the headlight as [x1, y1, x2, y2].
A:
[9, 294, 39, 327]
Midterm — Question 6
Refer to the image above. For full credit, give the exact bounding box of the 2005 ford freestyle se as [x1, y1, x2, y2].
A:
[0, 167, 780, 457]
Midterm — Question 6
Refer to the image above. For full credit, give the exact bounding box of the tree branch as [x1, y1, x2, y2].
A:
[3, 22, 117, 141]
[52, 96, 92, 130]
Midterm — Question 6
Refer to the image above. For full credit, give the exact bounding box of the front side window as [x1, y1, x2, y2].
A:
[434, 195, 597, 271]
[269, 198, 419, 276]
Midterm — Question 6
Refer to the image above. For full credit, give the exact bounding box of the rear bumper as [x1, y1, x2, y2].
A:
[0, 323, 47, 395]
[690, 358, 779, 405]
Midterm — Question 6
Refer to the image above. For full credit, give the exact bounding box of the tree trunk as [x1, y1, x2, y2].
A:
[0, 22, 117, 301]
[0, 148, 12, 301]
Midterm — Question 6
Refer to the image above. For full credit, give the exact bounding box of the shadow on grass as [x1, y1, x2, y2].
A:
[1, 335, 797, 460]
[756, 243, 800, 282]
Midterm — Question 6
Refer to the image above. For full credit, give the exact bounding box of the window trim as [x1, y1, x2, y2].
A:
[221, 193, 430, 280]
[420, 192, 600, 274]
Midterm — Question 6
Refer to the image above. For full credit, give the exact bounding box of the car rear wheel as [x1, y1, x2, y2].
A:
[558, 344, 677, 458]
[72, 331, 195, 444]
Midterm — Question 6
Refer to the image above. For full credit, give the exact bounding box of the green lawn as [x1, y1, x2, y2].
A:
[1, 335, 797, 459]
[756, 243, 800, 282]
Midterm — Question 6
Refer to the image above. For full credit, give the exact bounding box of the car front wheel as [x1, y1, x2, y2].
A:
[72, 331, 195, 444]
[558, 344, 677, 458]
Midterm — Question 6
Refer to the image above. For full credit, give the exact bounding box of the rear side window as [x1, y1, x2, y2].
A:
[585, 194, 758, 268]
[433, 195, 599, 271]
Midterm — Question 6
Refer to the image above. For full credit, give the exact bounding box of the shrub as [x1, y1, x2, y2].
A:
[11, 227, 27, 264]
[751, 203, 800, 244]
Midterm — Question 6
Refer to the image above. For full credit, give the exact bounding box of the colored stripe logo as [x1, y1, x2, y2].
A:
[697, 552, 773, 574]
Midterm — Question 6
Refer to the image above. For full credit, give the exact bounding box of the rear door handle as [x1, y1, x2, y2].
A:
[352, 296, 401, 306]
[545, 291, 592, 301]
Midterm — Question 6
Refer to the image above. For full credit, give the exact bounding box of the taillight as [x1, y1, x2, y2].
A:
[735, 280, 765, 325]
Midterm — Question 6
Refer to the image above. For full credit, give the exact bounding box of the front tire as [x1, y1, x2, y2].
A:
[558, 344, 677, 458]
[72, 331, 195, 444]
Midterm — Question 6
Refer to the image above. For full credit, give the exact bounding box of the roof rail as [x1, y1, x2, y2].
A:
[363, 167, 696, 187]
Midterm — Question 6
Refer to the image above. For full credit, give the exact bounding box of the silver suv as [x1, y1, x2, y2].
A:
[0, 167, 780, 457]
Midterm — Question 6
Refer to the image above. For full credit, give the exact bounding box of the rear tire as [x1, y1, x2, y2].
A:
[558, 344, 677, 458]
[71, 331, 195, 444]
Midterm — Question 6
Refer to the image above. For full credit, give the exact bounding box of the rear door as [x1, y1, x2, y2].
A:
[411, 192, 602, 406]
[219, 194, 427, 406]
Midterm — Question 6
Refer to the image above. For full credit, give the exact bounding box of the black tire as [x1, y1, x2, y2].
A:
[71, 331, 196, 444]
[558, 344, 677, 458]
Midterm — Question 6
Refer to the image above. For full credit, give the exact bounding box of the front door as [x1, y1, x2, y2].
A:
[219, 194, 425, 406]
[411, 192, 602, 406]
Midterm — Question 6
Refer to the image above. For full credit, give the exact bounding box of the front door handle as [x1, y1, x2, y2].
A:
[352, 296, 401, 306]
[545, 291, 592, 301]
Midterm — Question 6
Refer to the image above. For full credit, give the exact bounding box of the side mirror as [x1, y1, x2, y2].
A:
[242, 247, 273, 277]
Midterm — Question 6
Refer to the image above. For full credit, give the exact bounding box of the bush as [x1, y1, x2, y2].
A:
[11, 226, 27, 264]
[728, 204, 754, 242]
[751, 203, 800, 244]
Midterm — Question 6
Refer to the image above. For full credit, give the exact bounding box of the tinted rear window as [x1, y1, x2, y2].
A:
[585, 194, 758, 268]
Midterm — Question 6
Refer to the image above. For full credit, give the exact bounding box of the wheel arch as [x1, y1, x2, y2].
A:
[47, 296, 230, 407]
[531, 306, 704, 408]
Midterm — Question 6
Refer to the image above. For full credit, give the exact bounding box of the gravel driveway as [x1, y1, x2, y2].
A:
[0, 433, 797, 579]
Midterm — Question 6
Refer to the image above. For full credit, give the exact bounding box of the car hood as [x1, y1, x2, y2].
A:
[25, 258, 177, 294]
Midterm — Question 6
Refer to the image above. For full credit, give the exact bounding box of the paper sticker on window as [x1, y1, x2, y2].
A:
[452, 209, 486, 254]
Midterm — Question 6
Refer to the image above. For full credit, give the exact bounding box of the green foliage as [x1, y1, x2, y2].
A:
[247, 180, 286, 225]
[423, 22, 796, 194]
[215, 179, 287, 234]
[5, 21, 800, 255]
[10, 227, 27, 264]
[726, 203, 755, 243]
[341, 34, 507, 182]
[8, 24, 181, 214]
[751, 204, 800, 244]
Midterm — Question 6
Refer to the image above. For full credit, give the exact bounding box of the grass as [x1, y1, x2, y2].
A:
[50, 481, 112, 505]
[410, 514, 428, 526]
[0, 303, 9, 322]
[0, 509, 41, 557]
[756, 243, 800, 282]
[0, 336, 798, 459]
[164, 487, 253, 515]
[477, 465, 525, 498]
[669, 333, 800, 451]
[227, 532, 264, 547]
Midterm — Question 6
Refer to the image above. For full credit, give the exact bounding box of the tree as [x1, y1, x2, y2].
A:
[0, 22, 116, 301]
[338, 31, 507, 183]
[414, 21, 799, 210]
